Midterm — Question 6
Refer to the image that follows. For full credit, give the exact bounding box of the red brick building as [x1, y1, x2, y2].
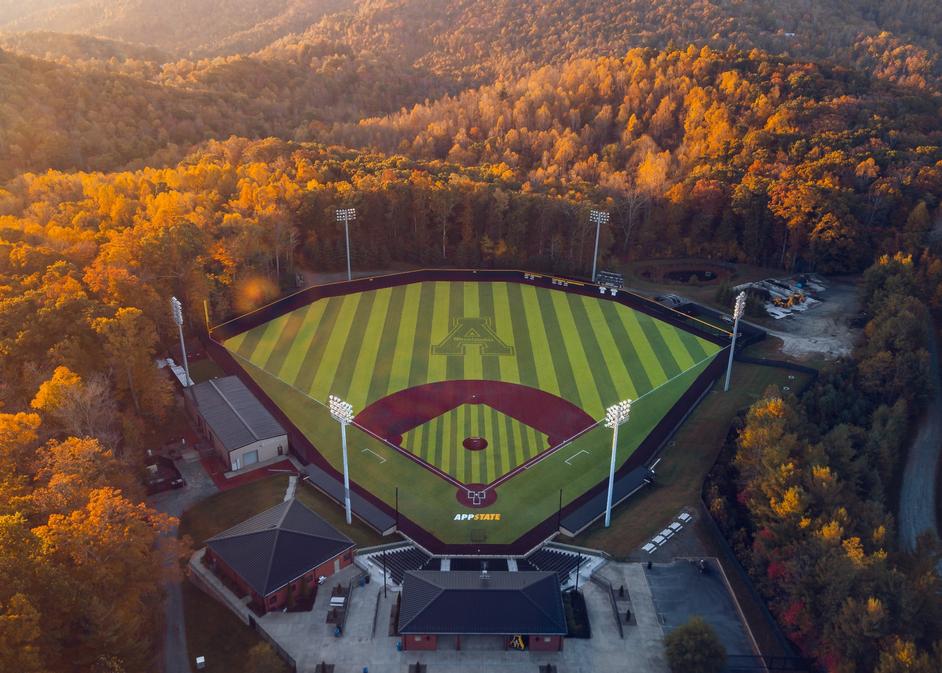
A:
[203, 498, 355, 614]
[398, 570, 567, 651]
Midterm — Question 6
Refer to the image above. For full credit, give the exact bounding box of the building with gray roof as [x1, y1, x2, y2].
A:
[204, 498, 355, 614]
[398, 570, 567, 651]
[187, 375, 287, 472]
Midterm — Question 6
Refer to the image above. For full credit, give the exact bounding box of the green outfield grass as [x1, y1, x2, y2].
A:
[221, 281, 723, 545]
[224, 281, 717, 417]
[400, 403, 550, 484]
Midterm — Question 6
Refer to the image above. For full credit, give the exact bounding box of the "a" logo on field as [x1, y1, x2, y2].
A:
[432, 317, 514, 356]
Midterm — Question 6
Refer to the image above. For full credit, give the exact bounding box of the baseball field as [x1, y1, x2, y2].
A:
[219, 278, 723, 547]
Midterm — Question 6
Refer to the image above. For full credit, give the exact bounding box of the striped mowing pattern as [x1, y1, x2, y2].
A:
[400, 404, 550, 484]
[224, 281, 721, 420]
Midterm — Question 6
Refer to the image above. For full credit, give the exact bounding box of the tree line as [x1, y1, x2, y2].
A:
[706, 249, 942, 672]
[330, 47, 942, 273]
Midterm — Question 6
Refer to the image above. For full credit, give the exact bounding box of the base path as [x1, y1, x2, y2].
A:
[898, 323, 942, 571]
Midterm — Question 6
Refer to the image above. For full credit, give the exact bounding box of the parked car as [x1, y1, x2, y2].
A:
[144, 456, 185, 494]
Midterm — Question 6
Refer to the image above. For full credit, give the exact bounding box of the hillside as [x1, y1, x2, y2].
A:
[272, 0, 942, 90]
[329, 47, 942, 272]
[0, 31, 171, 63]
[0, 0, 354, 57]
[4, 1, 941, 89]
[0, 43, 438, 179]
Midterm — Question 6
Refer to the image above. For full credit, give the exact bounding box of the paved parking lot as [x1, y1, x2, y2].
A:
[644, 559, 756, 658]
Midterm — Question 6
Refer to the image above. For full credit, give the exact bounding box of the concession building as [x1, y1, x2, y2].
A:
[398, 570, 567, 651]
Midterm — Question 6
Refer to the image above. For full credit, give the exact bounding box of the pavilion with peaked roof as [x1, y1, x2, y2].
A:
[398, 570, 567, 651]
[203, 498, 355, 614]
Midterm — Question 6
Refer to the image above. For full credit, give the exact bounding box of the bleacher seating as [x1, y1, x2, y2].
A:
[382, 546, 432, 584]
[525, 548, 582, 583]
[515, 557, 538, 572]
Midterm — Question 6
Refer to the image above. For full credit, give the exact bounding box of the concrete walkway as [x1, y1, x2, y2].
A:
[285, 475, 298, 500]
[898, 324, 942, 572]
[192, 557, 671, 673]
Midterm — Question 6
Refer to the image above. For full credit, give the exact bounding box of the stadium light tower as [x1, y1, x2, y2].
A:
[336, 207, 356, 281]
[329, 394, 355, 524]
[589, 209, 609, 283]
[604, 399, 632, 527]
[170, 296, 191, 387]
[724, 291, 747, 393]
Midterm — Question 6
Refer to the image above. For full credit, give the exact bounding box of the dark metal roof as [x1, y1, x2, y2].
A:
[189, 376, 285, 452]
[303, 463, 396, 534]
[560, 466, 655, 536]
[398, 571, 567, 636]
[206, 499, 354, 596]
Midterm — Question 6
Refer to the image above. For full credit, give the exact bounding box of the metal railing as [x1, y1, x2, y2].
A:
[589, 574, 623, 639]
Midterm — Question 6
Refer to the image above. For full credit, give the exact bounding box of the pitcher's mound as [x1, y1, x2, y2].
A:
[463, 436, 488, 451]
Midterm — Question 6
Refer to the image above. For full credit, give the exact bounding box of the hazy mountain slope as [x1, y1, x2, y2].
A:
[0, 0, 353, 57]
[0, 31, 170, 63]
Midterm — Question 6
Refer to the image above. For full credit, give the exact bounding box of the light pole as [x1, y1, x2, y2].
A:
[328, 394, 355, 524]
[589, 209, 609, 283]
[724, 291, 747, 392]
[604, 399, 632, 527]
[336, 207, 356, 281]
[170, 297, 191, 387]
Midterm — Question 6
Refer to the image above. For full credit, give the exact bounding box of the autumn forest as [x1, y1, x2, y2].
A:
[2, 1, 942, 672]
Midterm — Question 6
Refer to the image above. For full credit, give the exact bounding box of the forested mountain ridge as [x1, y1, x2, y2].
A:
[0, 31, 171, 63]
[0, 44, 440, 180]
[3, 0, 941, 89]
[214, 0, 942, 90]
[331, 47, 942, 272]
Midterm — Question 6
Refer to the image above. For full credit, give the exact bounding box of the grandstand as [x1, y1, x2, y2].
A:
[359, 543, 592, 587]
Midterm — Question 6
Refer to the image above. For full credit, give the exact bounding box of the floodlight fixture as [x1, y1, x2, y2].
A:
[589, 209, 609, 283]
[603, 398, 632, 527]
[328, 394, 354, 425]
[169, 296, 191, 387]
[335, 207, 357, 281]
[170, 296, 184, 326]
[734, 291, 747, 321]
[328, 394, 355, 523]
[335, 208, 357, 222]
[724, 291, 747, 392]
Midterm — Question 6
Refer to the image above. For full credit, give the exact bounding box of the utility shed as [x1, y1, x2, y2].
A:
[187, 375, 287, 471]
